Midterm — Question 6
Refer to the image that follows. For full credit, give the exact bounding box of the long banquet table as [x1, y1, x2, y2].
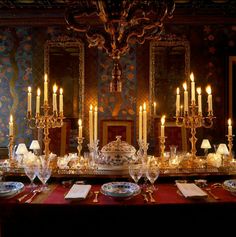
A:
[0, 180, 236, 237]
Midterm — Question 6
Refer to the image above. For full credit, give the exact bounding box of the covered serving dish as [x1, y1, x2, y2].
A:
[97, 136, 137, 169]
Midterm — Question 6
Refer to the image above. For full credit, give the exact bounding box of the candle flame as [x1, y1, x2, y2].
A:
[190, 72, 194, 82]
[28, 86, 31, 93]
[154, 101, 156, 107]
[59, 88, 63, 95]
[161, 115, 165, 125]
[78, 119, 82, 126]
[37, 88, 41, 96]
[143, 102, 146, 111]
[183, 82, 187, 91]
[44, 73, 48, 82]
[53, 84, 57, 93]
[197, 87, 201, 95]
[139, 105, 142, 112]
[180, 105, 183, 109]
[10, 114, 13, 123]
[94, 106, 98, 112]
[228, 118, 232, 126]
[90, 104, 93, 111]
[206, 85, 212, 95]
[176, 87, 180, 94]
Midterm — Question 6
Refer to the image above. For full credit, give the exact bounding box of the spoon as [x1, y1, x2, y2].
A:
[93, 191, 99, 203]
[25, 189, 42, 203]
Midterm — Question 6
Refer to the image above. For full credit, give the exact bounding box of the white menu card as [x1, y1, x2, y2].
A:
[65, 184, 91, 200]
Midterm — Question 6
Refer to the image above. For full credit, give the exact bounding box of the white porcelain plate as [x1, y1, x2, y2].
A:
[223, 179, 236, 196]
[0, 181, 24, 198]
[101, 182, 140, 198]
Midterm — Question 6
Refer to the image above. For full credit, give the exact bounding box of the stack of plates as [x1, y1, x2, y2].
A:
[223, 179, 236, 196]
[101, 182, 140, 199]
[0, 182, 24, 198]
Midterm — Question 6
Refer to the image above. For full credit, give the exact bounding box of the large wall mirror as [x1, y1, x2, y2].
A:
[149, 38, 190, 118]
[44, 36, 84, 155]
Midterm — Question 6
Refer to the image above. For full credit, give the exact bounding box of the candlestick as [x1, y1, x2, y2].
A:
[139, 105, 143, 142]
[52, 84, 57, 113]
[190, 72, 195, 103]
[27, 86, 32, 114]
[180, 105, 183, 117]
[197, 87, 202, 115]
[94, 106, 98, 141]
[226, 134, 234, 161]
[153, 102, 157, 116]
[161, 115, 165, 137]
[159, 135, 167, 167]
[143, 102, 147, 145]
[78, 119, 82, 138]
[59, 88, 63, 114]
[44, 73, 48, 103]
[228, 118, 232, 136]
[183, 82, 188, 114]
[89, 105, 94, 145]
[206, 85, 213, 114]
[8, 134, 16, 168]
[176, 87, 180, 117]
[36, 88, 41, 115]
[77, 137, 84, 159]
[9, 115, 13, 136]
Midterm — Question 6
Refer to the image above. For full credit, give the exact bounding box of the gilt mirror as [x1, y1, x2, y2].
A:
[44, 36, 84, 154]
[149, 38, 190, 117]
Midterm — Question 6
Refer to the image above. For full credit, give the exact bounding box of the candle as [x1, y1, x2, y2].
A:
[27, 86, 32, 113]
[161, 115, 165, 137]
[197, 87, 202, 115]
[59, 88, 63, 113]
[183, 82, 188, 114]
[153, 102, 157, 116]
[228, 119, 232, 136]
[89, 105, 93, 145]
[36, 88, 41, 115]
[206, 85, 212, 113]
[44, 73, 48, 103]
[143, 102, 147, 145]
[53, 84, 57, 112]
[9, 115, 13, 136]
[190, 72, 195, 103]
[139, 105, 143, 141]
[176, 87, 180, 116]
[94, 106, 98, 141]
[78, 119, 82, 138]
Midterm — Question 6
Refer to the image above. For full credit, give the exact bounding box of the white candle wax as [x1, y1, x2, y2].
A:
[143, 103, 147, 145]
[197, 87, 202, 114]
[161, 115, 165, 137]
[190, 72, 195, 103]
[228, 119, 232, 136]
[44, 74, 48, 103]
[36, 88, 40, 114]
[89, 105, 93, 145]
[53, 84, 57, 112]
[78, 119, 82, 138]
[206, 86, 212, 112]
[59, 88, 63, 113]
[183, 83, 188, 113]
[176, 87, 180, 116]
[27, 86, 32, 113]
[9, 115, 13, 136]
[94, 106, 98, 141]
[139, 105, 143, 142]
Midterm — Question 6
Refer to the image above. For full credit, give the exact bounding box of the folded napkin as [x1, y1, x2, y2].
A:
[65, 184, 91, 200]
[177, 183, 207, 198]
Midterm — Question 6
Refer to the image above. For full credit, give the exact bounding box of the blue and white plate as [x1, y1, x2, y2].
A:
[223, 179, 236, 196]
[101, 182, 140, 198]
[0, 182, 24, 198]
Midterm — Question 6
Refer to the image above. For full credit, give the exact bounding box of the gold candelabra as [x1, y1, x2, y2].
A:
[176, 101, 215, 163]
[226, 134, 234, 160]
[8, 135, 16, 167]
[159, 136, 167, 168]
[77, 137, 84, 159]
[27, 102, 64, 161]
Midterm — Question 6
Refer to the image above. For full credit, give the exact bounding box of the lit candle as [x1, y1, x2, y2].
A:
[206, 85, 212, 113]
[197, 87, 202, 115]
[44, 73, 48, 103]
[53, 84, 57, 112]
[228, 118, 232, 136]
[176, 87, 180, 116]
[143, 102, 147, 145]
[78, 119, 82, 138]
[27, 86, 32, 113]
[139, 105, 143, 142]
[183, 82, 188, 114]
[89, 105, 93, 145]
[9, 115, 13, 136]
[161, 115, 165, 137]
[59, 88, 63, 114]
[36, 88, 40, 115]
[94, 106, 98, 141]
[153, 102, 157, 116]
[190, 72, 195, 103]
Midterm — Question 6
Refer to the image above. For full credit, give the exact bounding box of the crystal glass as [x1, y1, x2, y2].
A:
[37, 164, 51, 192]
[129, 163, 143, 184]
[24, 164, 37, 189]
[146, 164, 160, 190]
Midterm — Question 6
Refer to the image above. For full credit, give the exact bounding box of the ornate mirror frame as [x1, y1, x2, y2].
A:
[44, 36, 84, 122]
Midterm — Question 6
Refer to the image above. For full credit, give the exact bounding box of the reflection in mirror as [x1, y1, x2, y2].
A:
[44, 36, 84, 155]
[150, 38, 190, 117]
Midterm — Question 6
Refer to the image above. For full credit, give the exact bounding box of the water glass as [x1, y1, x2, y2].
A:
[146, 164, 160, 190]
[129, 163, 143, 184]
[37, 165, 51, 192]
[24, 165, 37, 189]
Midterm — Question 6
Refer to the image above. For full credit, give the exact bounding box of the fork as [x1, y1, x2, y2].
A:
[146, 189, 156, 203]
[25, 189, 42, 203]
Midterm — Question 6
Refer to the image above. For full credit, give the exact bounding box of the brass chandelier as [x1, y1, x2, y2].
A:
[65, 0, 175, 92]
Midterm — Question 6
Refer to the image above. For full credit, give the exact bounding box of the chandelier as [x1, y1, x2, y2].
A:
[65, 0, 175, 92]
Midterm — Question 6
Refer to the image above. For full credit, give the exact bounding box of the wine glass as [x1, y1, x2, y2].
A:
[128, 163, 143, 184]
[146, 164, 160, 191]
[24, 164, 37, 189]
[37, 163, 51, 192]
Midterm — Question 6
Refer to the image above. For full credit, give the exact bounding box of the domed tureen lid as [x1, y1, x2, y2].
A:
[101, 136, 136, 154]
